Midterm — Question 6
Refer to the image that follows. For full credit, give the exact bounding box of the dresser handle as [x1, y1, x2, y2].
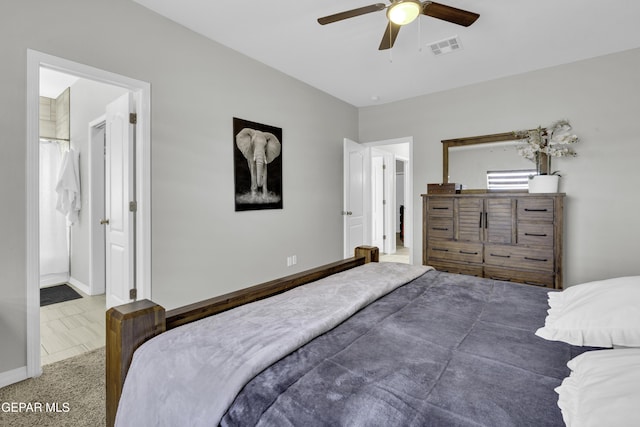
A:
[432, 227, 449, 231]
[524, 208, 548, 212]
[490, 276, 511, 281]
[432, 207, 449, 210]
[490, 253, 510, 258]
[433, 248, 449, 252]
[524, 232, 547, 237]
[525, 257, 548, 262]
[459, 250, 478, 255]
[479, 212, 483, 228]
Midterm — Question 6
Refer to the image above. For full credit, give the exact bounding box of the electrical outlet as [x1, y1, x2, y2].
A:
[286, 255, 298, 267]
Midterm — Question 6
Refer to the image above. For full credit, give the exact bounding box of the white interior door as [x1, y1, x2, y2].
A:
[372, 149, 397, 255]
[382, 153, 396, 255]
[371, 153, 384, 251]
[343, 139, 370, 258]
[105, 93, 135, 308]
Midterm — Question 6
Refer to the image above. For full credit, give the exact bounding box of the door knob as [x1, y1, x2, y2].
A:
[100, 218, 110, 225]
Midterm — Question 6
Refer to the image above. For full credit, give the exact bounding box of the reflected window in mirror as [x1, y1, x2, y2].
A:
[486, 169, 535, 190]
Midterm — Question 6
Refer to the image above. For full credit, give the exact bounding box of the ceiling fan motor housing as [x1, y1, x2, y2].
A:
[387, 0, 423, 26]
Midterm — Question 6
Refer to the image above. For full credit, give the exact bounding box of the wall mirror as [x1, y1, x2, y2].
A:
[442, 131, 545, 190]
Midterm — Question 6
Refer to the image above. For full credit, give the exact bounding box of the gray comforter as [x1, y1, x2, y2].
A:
[116, 262, 430, 426]
[221, 270, 594, 427]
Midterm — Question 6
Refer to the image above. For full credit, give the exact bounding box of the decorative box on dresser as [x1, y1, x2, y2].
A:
[422, 193, 564, 289]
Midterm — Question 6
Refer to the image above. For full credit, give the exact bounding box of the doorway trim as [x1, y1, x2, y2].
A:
[26, 49, 151, 377]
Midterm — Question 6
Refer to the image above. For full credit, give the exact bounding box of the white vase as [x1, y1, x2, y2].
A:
[528, 175, 559, 193]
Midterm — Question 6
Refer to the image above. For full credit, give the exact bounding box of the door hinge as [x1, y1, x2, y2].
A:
[129, 201, 137, 212]
[129, 289, 137, 300]
[383, 235, 387, 240]
[129, 113, 137, 125]
[382, 164, 386, 170]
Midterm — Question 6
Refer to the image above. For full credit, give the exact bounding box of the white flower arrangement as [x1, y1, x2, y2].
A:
[515, 120, 579, 174]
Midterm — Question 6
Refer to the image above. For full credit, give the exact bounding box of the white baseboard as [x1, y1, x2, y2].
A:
[0, 366, 28, 388]
[40, 273, 70, 288]
[68, 277, 91, 295]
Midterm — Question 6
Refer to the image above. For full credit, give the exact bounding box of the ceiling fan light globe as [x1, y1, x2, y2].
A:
[387, 1, 421, 25]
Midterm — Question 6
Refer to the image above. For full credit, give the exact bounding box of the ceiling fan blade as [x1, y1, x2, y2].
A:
[318, 3, 386, 25]
[423, 2, 479, 27]
[378, 22, 401, 50]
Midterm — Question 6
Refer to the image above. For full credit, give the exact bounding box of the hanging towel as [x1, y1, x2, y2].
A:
[56, 148, 81, 225]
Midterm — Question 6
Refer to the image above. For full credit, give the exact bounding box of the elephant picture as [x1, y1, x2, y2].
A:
[233, 118, 283, 211]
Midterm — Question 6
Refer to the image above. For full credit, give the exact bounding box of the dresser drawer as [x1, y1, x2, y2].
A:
[517, 223, 554, 246]
[484, 244, 554, 271]
[428, 240, 483, 264]
[517, 198, 554, 222]
[427, 198, 454, 217]
[427, 217, 454, 239]
[484, 266, 554, 288]
[430, 261, 483, 277]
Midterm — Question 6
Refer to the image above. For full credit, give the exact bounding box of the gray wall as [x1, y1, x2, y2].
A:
[359, 47, 640, 287]
[1, 0, 357, 376]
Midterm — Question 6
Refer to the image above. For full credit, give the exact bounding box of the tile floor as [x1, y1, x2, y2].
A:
[379, 233, 410, 264]
[40, 285, 106, 365]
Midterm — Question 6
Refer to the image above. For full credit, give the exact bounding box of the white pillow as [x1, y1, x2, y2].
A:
[535, 276, 640, 347]
[556, 348, 640, 427]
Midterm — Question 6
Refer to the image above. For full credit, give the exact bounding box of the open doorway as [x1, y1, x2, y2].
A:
[26, 50, 151, 377]
[343, 137, 412, 264]
[39, 69, 131, 364]
[369, 141, 411, 264]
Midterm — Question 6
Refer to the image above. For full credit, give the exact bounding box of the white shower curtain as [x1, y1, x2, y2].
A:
[40, 141, 69, 287]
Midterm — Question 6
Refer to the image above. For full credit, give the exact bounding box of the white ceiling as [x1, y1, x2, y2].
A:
[134, 0, 640, 107]
[40, 68, 79, 98]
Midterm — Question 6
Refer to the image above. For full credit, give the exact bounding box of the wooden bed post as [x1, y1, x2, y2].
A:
[355, 245, 379, 263]
[106, 299, 166, 427]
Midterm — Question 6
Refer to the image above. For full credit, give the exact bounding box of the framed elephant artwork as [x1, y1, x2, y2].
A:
[233, 117, 283, 211]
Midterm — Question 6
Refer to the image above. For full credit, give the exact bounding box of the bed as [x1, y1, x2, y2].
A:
[106, 246, 640, 427]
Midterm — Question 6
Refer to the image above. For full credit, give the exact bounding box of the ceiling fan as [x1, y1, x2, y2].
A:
[317, 0, 479, 50]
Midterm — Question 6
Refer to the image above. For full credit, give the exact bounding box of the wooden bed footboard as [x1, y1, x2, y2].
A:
[105, 246, 378, 427]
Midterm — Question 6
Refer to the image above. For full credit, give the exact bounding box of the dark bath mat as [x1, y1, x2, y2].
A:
[40, 284, 83, 307]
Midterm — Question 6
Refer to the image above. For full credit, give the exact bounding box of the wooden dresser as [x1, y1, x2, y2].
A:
[422, 193, 564, 289]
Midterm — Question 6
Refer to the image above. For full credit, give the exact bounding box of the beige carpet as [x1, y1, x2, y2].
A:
[0, 347, 105, 427]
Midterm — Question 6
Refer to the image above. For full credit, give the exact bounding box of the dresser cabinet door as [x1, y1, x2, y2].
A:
[457, 198, 483, 242]
[485, 199, 513, 244]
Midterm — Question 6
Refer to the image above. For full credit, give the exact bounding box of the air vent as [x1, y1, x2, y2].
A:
[428, 35, 463, 56]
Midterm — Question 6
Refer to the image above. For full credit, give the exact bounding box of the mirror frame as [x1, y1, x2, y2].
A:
[441, 130, 547, 185]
